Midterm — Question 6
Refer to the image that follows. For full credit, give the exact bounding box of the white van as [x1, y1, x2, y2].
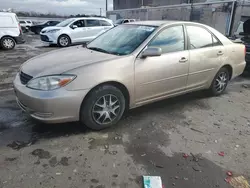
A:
[0, 12, 25, 50]
[40, 17, 114, 47]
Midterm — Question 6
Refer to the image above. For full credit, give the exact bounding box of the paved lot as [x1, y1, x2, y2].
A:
[0, 34, 250, 188]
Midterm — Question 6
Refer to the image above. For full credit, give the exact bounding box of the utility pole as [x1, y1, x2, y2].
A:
[100, 8, 102, 16]
[106, 0, 108, 11]
[142, 0, 144, 7]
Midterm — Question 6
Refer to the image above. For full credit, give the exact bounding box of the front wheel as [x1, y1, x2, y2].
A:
[0, 37, 16, 50]
[57, 35, 71, 47]
[80, 85, 126, 130]
[209, 67, 230, 96]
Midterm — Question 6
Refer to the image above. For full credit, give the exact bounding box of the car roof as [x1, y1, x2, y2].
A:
[75, 17, 111, 20]
[0, 12, 16, 16]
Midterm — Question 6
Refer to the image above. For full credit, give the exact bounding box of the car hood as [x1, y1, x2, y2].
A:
[21, 46, 120, 77]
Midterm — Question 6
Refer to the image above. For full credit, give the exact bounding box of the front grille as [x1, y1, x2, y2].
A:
[40, 35, 50, 42]
[20, 71, 33, 85]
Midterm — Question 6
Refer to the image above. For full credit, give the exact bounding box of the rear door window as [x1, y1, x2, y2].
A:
[212, 36, 222, 46]
[100, 20, 112, 26]
[86, 19, 100, 27]
[186, 25, 213, 49]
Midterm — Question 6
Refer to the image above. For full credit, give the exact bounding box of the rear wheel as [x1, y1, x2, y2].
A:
[57, 35, 71, 47]
[0, 37, 16, 50]
[80, 85, 126, 130]
[209, 67, 230, 96]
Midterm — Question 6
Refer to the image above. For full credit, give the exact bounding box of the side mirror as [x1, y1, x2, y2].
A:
[141, 47, 162, 58]
[72, 25, 78, 29]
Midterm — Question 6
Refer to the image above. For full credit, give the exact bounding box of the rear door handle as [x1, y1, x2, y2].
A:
[179, 57, 188, 63]
[217, 51, 224, 55]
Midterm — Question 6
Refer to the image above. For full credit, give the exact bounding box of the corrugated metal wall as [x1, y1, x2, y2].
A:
[108, 1, 235, 35]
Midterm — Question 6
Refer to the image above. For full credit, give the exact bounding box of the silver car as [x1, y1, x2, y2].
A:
[14, 21, 246, 130]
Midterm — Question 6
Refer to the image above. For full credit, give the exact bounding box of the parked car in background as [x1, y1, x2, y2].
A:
[30, 21, 60, 34]
[20, 20, 33, 33]
[40, 17, 114, 47]
[15, 21, 246, 130]
[0, 12, 25, 50]
[231, 19, 250, 71]
[115, 19, 136, 25]
[19, 20, 33, 28]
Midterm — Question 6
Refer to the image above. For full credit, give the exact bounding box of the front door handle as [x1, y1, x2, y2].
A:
[217, 51, 224, 56]
[179, 57, 188, 63]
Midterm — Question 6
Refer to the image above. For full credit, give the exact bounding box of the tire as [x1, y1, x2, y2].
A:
[80, 85, 126, 130]
[209, 67, 230, 96]
[0, 37, 16, 50]
[57, 35, 71, 47]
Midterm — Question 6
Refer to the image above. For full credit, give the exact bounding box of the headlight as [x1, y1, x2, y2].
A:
[47, 29, 60, 33]
[27, 75, 76, 91]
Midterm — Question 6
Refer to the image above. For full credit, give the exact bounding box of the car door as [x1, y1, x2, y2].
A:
[185, 24, 224, 90]
[84, 19, 103, 41]
[70, 19, 86, 43]
[135, 25, 189, 104]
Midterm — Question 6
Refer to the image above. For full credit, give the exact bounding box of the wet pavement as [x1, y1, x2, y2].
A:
[0, 34, 250, 188]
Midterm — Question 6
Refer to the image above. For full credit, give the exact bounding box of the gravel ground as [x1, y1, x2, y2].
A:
[0, 34, 250, 188]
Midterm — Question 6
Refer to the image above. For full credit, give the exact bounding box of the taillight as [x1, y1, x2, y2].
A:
[245, 45, 246, 56]
[18, 23, 22, 34]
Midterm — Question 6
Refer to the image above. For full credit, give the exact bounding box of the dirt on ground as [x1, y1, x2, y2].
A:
[0, 34, 250, 188]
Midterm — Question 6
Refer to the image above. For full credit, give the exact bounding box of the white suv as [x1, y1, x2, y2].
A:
[40, 17, 114, 47]
[0, 12, 25, 50]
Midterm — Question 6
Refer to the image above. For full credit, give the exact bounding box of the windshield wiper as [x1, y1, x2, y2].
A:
[87, 47, 111, 54]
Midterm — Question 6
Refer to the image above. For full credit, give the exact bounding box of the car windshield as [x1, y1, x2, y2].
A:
[87, 25, 156, 56]
[56, 18, 75, 27]
[20, 21, 25, 23]
[115, 19, 124, 24]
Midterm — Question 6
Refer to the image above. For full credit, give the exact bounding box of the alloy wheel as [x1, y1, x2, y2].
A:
[59, 36, 69, 47]
[214, 72, 228, 93]
[92, 94, 121, 125]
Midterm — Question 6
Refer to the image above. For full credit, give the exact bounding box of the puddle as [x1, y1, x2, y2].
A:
[31, 149, 51, 159]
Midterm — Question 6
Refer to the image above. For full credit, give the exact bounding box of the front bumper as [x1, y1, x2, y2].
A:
[14, 35, 25, 44]
[13, 74, 89, 124]
[40, 33, 58, 44]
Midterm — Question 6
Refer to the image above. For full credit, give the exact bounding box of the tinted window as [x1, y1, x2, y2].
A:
[187, 26, 213, 49]
[86, 19, 100, 27]
[149, 26, 185, 54]
[130, 20, 135, 22]
[123, 20, 129, 23]
[20, 21, 25, 23]
[100, 20, 111, 26]
[72, 20, 85, 28]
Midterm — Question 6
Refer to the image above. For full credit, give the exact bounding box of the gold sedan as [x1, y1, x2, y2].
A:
[14, 21, 246, 130]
